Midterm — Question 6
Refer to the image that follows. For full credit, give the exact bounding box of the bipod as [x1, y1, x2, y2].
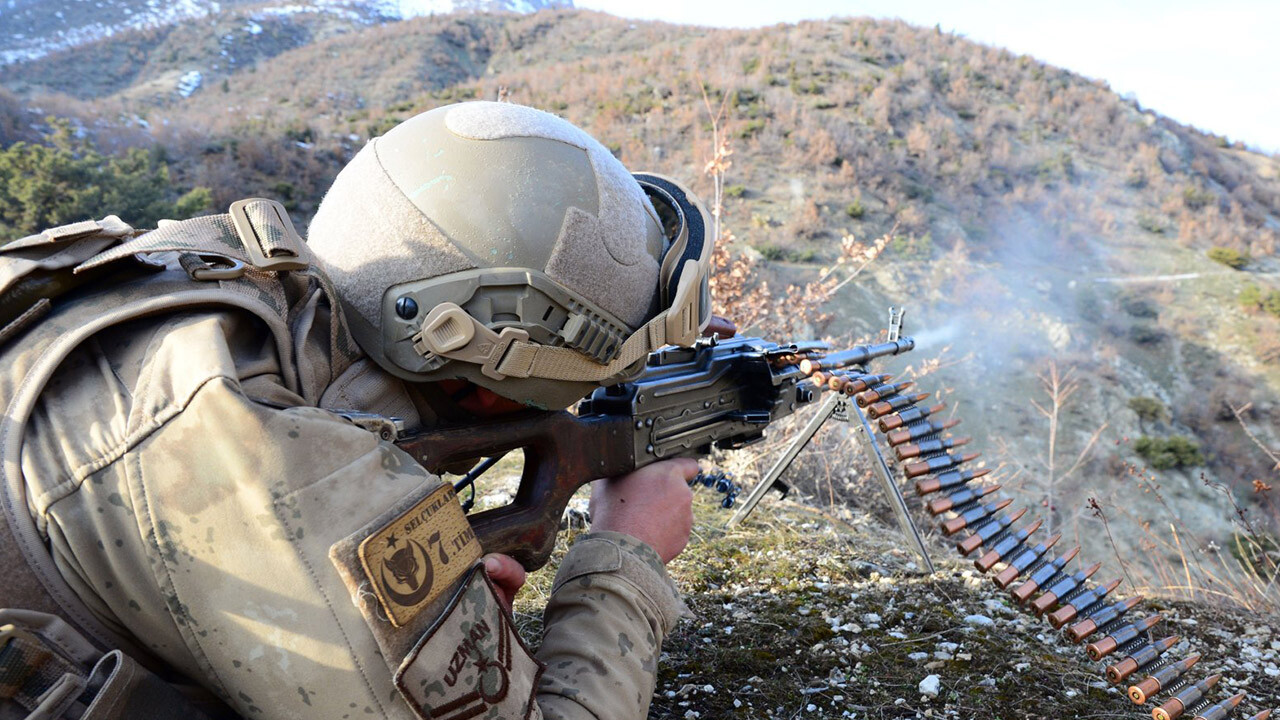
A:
[726, 390, 936, 574]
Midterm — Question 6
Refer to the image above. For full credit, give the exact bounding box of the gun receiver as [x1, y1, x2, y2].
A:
[396, 335, 915, 570]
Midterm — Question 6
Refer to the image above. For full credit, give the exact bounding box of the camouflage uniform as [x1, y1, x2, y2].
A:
[1, 210, 684, 720]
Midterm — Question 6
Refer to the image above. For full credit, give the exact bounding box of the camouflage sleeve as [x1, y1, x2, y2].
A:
[533, 531, 685, 720]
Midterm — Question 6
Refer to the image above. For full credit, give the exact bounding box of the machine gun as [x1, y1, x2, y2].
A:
[395, 330, 919, 571]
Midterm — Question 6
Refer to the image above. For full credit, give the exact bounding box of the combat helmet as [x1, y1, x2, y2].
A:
[308, 101, 713, 409]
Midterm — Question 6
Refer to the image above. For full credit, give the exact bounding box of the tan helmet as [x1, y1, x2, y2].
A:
[308, 101, 713, 409]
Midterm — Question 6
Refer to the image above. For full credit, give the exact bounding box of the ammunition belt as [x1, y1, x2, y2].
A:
[848, 376, 1268, 720]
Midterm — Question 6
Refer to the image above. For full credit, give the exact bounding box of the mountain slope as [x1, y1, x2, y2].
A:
[0, 0, 572, 66]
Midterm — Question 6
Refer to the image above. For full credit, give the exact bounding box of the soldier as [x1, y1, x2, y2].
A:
[0, 101, 719, 719]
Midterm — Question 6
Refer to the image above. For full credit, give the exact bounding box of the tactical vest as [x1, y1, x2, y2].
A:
[0, 200, 360, 720]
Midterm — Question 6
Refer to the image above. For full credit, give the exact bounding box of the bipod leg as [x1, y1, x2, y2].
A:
[849, 402, 936, 574]
[727, 391, 841, 528]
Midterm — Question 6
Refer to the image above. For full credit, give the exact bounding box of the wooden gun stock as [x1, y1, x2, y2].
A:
[396, 411, 636, 571]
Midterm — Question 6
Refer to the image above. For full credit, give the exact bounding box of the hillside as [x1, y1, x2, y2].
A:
[2, 9, 1279, 715]
[0, 0, 573, 65]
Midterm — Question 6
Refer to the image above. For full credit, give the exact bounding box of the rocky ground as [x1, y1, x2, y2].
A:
[512, 491, 1280, 719]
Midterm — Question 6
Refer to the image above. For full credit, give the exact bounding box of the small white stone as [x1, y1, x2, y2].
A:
[919, 674, 941, 698]
[908, 652, 930, 662]
[964, 614, 994, 627]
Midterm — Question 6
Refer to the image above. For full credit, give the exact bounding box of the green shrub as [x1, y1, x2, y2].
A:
[887, 233, 934, 262]
[1134, 435, 1204, 470]
[754, 243, 817, 263]
[1182, 185, 1215, 210]
[1136, 214, 1165, 234]
[1128, 324, 1164, 345]
[742, 57, 760, 75]
[1265, 290, 1280, 319]
[173, 187, 213, 218]
[283, 125, 314, 144]
[0, 118, 206, 239]
[757, 243, 787, 261]
[1127, 397, 1166, 422]
[724, 184, 746, 199]
[365, 115, 402, 138]
[1240, 283, 1263, 309]
[1121, 295, 1158, 319]
[737, 118, 766, 139]
[844, 200, 866, 219]
[1207, 246, 1249, 269]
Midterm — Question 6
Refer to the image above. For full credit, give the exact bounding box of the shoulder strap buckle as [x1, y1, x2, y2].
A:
[0, 622, 40, 654]
[229, 198, 308, 272]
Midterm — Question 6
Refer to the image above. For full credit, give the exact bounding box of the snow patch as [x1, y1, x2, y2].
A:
[177, 70, 203, 97]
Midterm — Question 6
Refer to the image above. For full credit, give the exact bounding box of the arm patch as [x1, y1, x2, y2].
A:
[395, 566, 543, 720]
[357, 484, 481, 627]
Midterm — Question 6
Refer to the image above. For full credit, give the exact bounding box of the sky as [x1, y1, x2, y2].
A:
[573, 0, 1280, 155]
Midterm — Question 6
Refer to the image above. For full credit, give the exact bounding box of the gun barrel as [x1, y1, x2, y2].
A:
[800, 338, 916, 374]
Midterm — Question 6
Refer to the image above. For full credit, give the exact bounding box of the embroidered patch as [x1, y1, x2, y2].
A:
[358, 483, 481, 627]
[395, 565, 543, 720]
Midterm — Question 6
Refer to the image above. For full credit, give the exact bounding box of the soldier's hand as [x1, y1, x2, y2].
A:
[483, 554, 527, 612]
[589, 458, 697, 564]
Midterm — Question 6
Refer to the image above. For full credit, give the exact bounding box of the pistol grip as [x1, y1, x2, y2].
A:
[397, 411, 636, 571]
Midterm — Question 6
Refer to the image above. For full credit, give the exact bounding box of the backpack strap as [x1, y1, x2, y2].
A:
[0, 217, 139, 348]
[0, 611, 223, 720]
[76, 199, 307, 277]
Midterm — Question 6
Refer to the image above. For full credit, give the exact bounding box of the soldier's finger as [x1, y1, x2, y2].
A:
[483, 553, 527, 611]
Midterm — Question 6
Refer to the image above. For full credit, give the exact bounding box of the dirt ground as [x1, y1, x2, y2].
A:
[514, 492, 1279, 720]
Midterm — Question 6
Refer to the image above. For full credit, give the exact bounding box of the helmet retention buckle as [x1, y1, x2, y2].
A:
[412, 303, 531, 381]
